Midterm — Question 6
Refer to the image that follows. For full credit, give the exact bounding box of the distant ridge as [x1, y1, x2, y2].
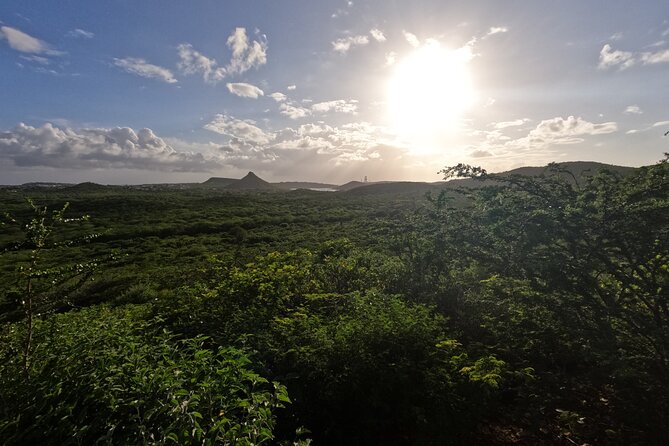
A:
[502, 161, 635, 179]
[201, 177, 238, 188]
[274, 181, 338, 191]
[344, 181, 438, 196]
[64, 182, 111, 192]
[337, 181, 365, 192]
[446, 161, 637, 189]
[225, 172, 275, 190]
[19, 182, 73, 188]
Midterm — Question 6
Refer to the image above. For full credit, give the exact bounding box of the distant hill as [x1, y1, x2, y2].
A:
[273, 181, 338, 191]
[64, 182, 112, 192]
[503, 161, 635, 179]
[201, 177, 238, 188]
[337, 181, 366, 191]
[343, 181, 439, 196]
[20, 182, 73, 188]
[225, 172, 275, 190]
[447, 161, 636, 189]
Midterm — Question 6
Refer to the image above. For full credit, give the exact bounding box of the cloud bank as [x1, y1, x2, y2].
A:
[0, 123, 217, 171]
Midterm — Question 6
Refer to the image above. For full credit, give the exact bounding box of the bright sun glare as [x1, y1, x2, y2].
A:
[387, 40, 477, 151]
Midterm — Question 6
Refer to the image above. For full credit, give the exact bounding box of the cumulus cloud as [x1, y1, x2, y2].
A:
[114, 57, 177, 84]
[640, 48, 669, 64]
[67, 28, 94, 39]
[0, 25, 61, 55]
[599, 44, 669, 70]
[212, 117, 405, 178]
[177, 28, 267, 84]
[177, 43, 226, 84]
[204, 114, 273, 145]
[598, 44, 636, 70]
[226, 82, 264, 98]
[470, 116, 618, 166]
[403, 31, 420, 48]
[370, 28, 386, 42]
[280, 103, 311, 119]
[287, 84, 297, 90]
[0, 123, 216, 171]
[311, 99, 358, 114]
[268, 92, 287, 102]
[624, 105, 643, 115]
[226, 27, 268, 75]
[332, 35, 369, 53]
[528, 116, 617, 144]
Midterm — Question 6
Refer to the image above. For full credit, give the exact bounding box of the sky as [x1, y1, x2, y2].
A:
[1, 0, 668, 185]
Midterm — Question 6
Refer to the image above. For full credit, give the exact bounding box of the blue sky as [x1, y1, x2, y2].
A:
[1, 0, 668, 184]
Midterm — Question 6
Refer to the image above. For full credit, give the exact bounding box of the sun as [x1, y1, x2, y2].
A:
[386, 40, 477, 151]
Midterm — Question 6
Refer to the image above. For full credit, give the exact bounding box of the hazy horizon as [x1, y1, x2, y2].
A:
[1, 1, 668, 184]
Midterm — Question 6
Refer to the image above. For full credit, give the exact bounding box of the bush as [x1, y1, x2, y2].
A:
[0, 305, 290, 445]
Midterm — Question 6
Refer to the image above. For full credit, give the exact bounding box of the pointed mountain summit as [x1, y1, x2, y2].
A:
[226, 171, 275, 190]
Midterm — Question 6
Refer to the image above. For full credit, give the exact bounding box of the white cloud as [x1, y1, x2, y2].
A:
[403, 31, 420, 48]
[0, 123, 215, 171]
[624, 105, 643, 115]
[485, 26, 508, 37]
[204, 114, 273, 145]
[268, 92, 287, 102]
[598, 44, 635, 70]
[471, 116, 619, 166]
[178, 28, 267, 84]
[385, 51, 397, 66]
[67, 28, 94, 39]
[280, 103, 311, 119]
[652, 120, 669, 127]
[610, 32, 623, 41]
[531, 116, 618, 138]
[370, 28, 386, 42]
[226, 82, 264, 98]
[493, 119, 530, 129]
[640, 48, 669, 64]
[529, 116, 617, 143]
[311, 99, 358, 114]
[599, 44, 669, 70]
[0, 25, 61, 55]
[332, 35, 369, 53]
[226, 27, 268, 75]
[287, 85, 297, 90]
[114, 57, 177, 84]
[177, 43, 226, 84]
[20, 55, 50, 65]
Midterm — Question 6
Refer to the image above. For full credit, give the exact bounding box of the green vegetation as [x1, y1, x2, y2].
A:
[0, 158, 667, 444]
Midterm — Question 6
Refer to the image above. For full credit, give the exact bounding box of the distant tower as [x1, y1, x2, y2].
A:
[364, 175, 368, 183]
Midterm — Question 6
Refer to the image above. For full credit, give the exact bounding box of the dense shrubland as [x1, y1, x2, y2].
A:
[0, 157, 667, 444]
